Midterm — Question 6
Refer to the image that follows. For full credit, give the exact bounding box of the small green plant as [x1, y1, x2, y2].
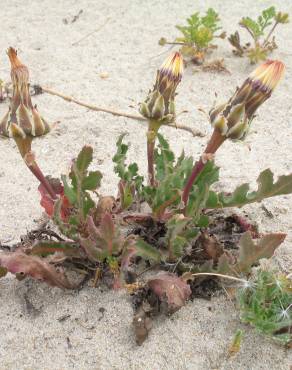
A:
[229, 7, 289, 64]
[159, 8, 225, 65]
[238, 269, 292, 346]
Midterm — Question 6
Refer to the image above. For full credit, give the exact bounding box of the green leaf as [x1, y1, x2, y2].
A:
[134, 239, 162, 262]
[197, 215, 209, 228]
[83, 194, 95, 217]
[154, 133, 175, 182]
[76, 145, 93, 174]
[61, 175, 77, 204]
[176, 8, 222, 48]
[112, 133, 129, 179]
[31, 241, 82, 258]
[112, 134, 144, 210]
[143, 134, 194, 216]
[240, 17, 262, 40]
[118, 181, 134, 210]
[260, 6, 276, 31]
[187, 160, 219, 219]
[61, 146, 103, 222]
[164, 215, 198, 260]
[206, 169, 292, 209]
[82, 170, 102, 191]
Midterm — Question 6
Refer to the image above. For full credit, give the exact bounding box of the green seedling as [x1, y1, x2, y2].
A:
[229, 7, 289, 64]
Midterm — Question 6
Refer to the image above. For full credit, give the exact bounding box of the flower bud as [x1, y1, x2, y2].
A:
[140, 52, 183, 123]
[209, 60, 285, 140]
[0, 47, 51, 139]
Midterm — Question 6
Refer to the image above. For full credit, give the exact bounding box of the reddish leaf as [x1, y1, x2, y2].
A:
[236, 232, 286, 273]
[0, 252, 74, 289]
[38, 178, 72, 221]
[147, 272, 191, 312]
[82, 214, 124, 261]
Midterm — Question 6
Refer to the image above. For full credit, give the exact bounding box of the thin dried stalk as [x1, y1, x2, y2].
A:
[34, 85, 204, 137]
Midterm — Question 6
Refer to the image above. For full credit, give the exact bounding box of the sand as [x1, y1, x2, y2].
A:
[0, 0, 292, 369]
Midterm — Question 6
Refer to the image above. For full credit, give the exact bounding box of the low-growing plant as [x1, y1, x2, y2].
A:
[238, 269, 292, 347]
[228, 6, 289, 64]
[159, 8, 226, 65]
[0, 47, 291, 344]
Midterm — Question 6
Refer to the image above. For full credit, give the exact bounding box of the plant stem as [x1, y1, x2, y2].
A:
[147, 139, 155, 186]
[27, 161, 57, 199]
[191, 272, 246, 283]
[33, 85, 204, 137]
[182, 129, 225, 213]
[14, 136, 57, 199]
[240, 24, 257, 42]
[163, 41, 187, 46]
[147, 120, 160, 186]
[263, 21, 279, 47]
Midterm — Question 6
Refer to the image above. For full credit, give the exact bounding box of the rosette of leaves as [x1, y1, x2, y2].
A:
[159, 8, 225, 64]
[112, 133, 292, 269]
[228, 7, 289, 64]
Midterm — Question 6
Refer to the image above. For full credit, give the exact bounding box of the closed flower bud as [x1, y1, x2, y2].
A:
[0, 47, 51, 139]
[140, 52, 183, 123]
[209, 60, 285, 140]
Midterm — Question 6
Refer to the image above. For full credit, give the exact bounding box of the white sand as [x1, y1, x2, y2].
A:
[0, 0, 292, 369]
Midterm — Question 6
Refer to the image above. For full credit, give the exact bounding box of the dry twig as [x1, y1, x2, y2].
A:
[34, 85, 204, 137]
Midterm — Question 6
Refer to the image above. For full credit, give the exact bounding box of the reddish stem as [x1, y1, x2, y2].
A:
[13, 135, 57, 200]
[147, 139, 155, 186]
[27, 162, 57, 200]
[182, 129, 225, 213]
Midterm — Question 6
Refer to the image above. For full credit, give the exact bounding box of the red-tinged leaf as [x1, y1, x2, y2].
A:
[85, 214, 124, 257]
[38, 179, 72, 221]
[147, 272, 191, 312]
[39, 183, 56, 217]
[80, 236, 103, 262]
[236, 232, 286, 273]
[0, 252, 75, 289]
[31, 241, 83, 258]
[99, 213, 115, 254]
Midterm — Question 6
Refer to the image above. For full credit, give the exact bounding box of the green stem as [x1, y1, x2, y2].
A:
[73, 163, 85, 222]
[262, 21, 279, 47]
[147, 120, 160, 186]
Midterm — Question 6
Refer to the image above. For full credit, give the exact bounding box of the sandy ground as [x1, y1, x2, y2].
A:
[0, 0, 292, 369]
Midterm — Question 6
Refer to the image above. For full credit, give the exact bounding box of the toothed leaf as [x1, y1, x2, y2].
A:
[235, 232, 286, 273]
[207, 169, 292, 209]
[82, 170, 102, 190]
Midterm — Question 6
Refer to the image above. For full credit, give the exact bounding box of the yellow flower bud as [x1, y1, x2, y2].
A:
[140, 52, 183, 123]
[209, 60, 285, 140]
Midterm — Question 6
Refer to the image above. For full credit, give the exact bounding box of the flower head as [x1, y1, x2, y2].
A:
[154, 52, 183, 100]
[140, 52, 184, 123]
[209, 60, 285, 140]
[0, 47, 51, 141]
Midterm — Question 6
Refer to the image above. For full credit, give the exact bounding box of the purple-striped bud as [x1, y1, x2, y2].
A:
[140, 52, 183, 123]
[210, 60, 285, 140]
